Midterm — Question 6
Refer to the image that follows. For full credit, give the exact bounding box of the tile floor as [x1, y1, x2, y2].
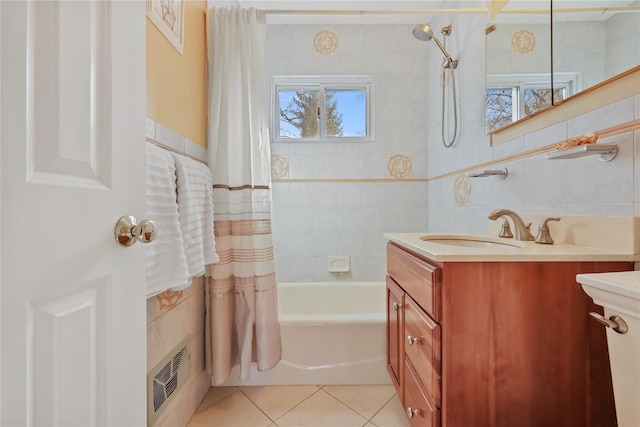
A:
[187, 384, 410, 427]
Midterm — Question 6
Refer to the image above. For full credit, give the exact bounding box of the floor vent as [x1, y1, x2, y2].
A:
[147, 335, 191, 425]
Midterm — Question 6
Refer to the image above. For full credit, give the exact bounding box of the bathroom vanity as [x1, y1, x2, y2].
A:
[385, 233, 636, 427]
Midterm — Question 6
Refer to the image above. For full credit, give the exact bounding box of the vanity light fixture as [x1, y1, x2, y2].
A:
[546, 144, 618, 162]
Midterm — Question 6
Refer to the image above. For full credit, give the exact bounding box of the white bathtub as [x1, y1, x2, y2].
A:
[220, 281, 390, 386]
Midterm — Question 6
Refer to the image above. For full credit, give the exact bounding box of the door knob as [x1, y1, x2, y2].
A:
[114, 215, 157, 247]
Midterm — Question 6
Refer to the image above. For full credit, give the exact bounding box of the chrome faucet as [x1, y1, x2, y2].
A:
[488, 209, 535, 241]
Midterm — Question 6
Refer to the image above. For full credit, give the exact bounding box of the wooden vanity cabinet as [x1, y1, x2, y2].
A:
[386, 241, 633, 427]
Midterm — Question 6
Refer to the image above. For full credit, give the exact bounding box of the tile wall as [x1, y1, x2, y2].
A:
[265, 25, 431, 282]
[147, 278, 210, 427]
[425, 12, 640, 234]
[145, 119, 210, 427]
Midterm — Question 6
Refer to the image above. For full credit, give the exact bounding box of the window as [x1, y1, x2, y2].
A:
[271, 75, 375, 143]
[485, 72, 581, 133]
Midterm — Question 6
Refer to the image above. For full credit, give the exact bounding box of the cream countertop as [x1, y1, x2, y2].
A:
[384, 232, 640, 263]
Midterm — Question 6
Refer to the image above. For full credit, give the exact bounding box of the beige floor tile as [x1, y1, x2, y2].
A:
[241, 385, 320, 420]
[195, 386, 239, 413]
[187, 391, 272, 427]
[275, 390, 368, 427]
[368, 394, 410, 427]
[323, 385, 397, 419]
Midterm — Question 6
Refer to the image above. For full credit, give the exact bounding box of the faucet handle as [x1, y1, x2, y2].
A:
[498, 217, 514, 238]
[535, 217, 561, 244]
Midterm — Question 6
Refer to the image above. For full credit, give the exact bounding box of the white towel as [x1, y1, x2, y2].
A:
[145, 143, 190, 297]
[172, 153, 218, 279]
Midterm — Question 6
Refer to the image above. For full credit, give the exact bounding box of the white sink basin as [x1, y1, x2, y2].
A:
[419, 234, 526, 249]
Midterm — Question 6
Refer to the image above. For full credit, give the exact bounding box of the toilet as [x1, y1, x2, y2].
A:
[577, 271, 640, 427]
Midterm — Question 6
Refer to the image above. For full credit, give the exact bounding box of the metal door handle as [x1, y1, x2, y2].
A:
[407, 335, 419, 345]
[393, 302, 401, 311]
[114, 215, 157, 247]
[589, 312, 628, 334]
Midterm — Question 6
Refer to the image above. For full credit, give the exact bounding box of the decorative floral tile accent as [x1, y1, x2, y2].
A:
[271, 154, 289, 179]
[314, 31, 338, 55]
[156, 289, 184, 311]
[454, 174, 471, 205]
[388, 154, 412, 178]
[512, 30, 535, 54]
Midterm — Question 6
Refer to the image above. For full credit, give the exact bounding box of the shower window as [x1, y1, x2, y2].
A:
[486, 73, 580, 133]
[271, 75, 375, 143]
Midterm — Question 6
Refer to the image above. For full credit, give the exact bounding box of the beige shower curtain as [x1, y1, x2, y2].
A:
[204, 7, 281, 385]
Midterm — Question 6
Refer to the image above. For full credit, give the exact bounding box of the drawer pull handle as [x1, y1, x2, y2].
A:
[407, 407, 419, 418]
[393, 302, 401, 311]
[589, 312, 628, 334]
[407, 335, 419, 345]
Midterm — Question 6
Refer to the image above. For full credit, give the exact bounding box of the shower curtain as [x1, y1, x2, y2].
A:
[204, 7, 281, 384]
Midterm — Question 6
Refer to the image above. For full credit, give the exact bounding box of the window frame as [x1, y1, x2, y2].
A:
[486, 72, 581, 130]
[271, 75, 375, 143]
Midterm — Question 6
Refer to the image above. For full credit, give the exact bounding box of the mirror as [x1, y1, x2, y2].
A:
[485, 0, 640, 133]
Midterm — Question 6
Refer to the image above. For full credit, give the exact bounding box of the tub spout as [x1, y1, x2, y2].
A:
[488, 209, 535, 241]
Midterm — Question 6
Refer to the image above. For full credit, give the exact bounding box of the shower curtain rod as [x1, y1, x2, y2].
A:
[503, 6, 640, 14]
[258, 8, 489, 15]
[257, 5, 639, 16]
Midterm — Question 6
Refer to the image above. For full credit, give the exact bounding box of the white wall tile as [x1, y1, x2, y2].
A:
[567, 134, 634, 204]
[523, 122, 567, 150]
[266, 19, 639, 283]
[145, 117, 156, 140]
[185, 140, 208, 163]
[155, 122, 186, 151]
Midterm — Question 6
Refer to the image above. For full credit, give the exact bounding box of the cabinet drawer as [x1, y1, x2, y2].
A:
[404, 296, 441, 408]
[387, 243, 441, 321]
[404, 357, 440, 427]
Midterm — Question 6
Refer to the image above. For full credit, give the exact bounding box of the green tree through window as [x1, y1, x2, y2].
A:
[279, 90, 343, 138]
[271, 75, 374, 143]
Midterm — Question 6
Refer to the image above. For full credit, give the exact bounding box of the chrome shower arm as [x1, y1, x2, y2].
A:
[431, 37, 458, 69]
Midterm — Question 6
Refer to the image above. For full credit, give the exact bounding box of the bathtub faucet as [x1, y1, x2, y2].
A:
[488, 209, 535, 241]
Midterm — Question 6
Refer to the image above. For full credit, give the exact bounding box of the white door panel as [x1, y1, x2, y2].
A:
[1, 1, 147, 426]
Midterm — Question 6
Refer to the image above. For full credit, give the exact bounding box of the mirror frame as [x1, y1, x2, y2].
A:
[490, 65, 640, 145]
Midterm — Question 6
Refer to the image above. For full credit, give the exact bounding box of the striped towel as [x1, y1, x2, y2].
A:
[145, 143, 190, 297]
[172, 153, 218, 280]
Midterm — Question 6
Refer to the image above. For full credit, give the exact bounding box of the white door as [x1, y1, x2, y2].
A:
[1, 1, 147, 426]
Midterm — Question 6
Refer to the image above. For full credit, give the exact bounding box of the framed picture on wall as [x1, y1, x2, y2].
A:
[146, 0, 185, 54]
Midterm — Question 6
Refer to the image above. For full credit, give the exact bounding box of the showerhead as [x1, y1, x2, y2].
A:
[412, 24, 434, 42]
[412, 24, 459, 69]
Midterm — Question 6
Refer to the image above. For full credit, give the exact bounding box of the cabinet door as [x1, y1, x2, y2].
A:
[387, 276, 404, 400]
